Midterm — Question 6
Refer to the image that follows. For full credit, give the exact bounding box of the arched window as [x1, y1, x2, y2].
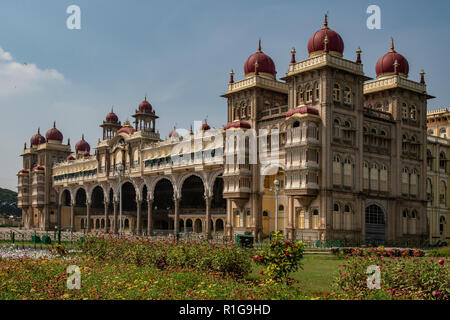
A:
[370, 163, 379, 191]
[409, 210, 417, 235]
[333, 119, 341, 137]
[426, 178, 433, 203]
[409, 105, 417, 120]
[440, 216, 447, 236]
[383, 101, 389, 112]
[427, 149, 433, 170]
[314, 82, 319, 101]
[298, 86, 304, 105]
[312, 209, 319, 229]
[402, 209, 409, 234]
[440, 128, 447, 138]
[440, 181, 446, 205]
[343, 157, 353, 188]
[333, 203, 341, 230]
[344, 87, 352, 105]
[363, 162, 369, 190]
[428, 129, 434, 136]
[333, 83, 341, 102]
[440, 151, 447, 170]
[402, 103, 408, 119]
[380, 165, 388, 192]
[333, 155, 342, 186]
[401, 168, 409, 195]
[344, 204, 352, 230]
[305, 84, 313, 103]
[410, 169, 418, 196]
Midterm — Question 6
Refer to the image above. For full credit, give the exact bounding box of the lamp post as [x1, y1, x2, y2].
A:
[117, 163, 124, 235]
[274, 179, 280, 232]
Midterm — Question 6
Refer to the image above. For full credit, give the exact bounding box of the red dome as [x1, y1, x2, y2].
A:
[169, 126, 179, 138]
[83, 151, 90, 157]
[139, 97, 152, 112]
[33, 165, 45, 171]
[67, 155, 75, 161]
[18, 169, 29, 174]
[106, 108, 119, 122]
[117, 120, 136, 135]
[244, 40, 276, 77]
[224, 121, 251, 130]
[30, 128, 46, 147]
[307, 15, 344, 57]
[375, 39, 409, 78]
[286, 106, 319, 118]
[45, 122, 63, 142]
[75, 134, 90, 153]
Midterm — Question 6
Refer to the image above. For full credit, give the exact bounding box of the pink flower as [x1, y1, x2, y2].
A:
[439, 259, 444, 265]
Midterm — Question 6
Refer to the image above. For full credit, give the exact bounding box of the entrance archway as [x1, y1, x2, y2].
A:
[194, 219, 202, 233]
[181, 175, 205, 211]
[365, 204, 386, 242]
[153, 178, 174, 232]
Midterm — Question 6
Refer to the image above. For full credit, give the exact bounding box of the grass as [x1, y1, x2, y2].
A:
[248, 255, 343, 295]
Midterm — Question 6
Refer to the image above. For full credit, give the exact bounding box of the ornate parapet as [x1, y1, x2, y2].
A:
[364, 75, 428, 95]
[224, 75, 288, 95]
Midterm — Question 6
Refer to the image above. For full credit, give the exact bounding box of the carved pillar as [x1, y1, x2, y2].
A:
[174, 196, 180, 235]
[86, 200, 91, 232]
[70, 200, 75, 231]
[225, 199, 233, 238]
[104, 200, 109, 232]
[57, 203, 62, 229]
[147, 197, 153, 236]
[113, 199, 118, 234]
[205, 195, 212, 238]
[136, 199, 142, 234]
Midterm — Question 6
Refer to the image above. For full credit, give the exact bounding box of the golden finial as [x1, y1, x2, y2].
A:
[323, 13, 328, 29]
[37, 127, 40, 134]
[257, 39, 262, 52]
[53, 121, 56, 128]
[356, 46, 362, 54]
[390, 37, 395, 52]
[82, 133, 85, 140]
[291, 47, 296, 54]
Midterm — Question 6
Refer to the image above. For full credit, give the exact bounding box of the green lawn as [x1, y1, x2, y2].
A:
[248, 255, 343, 295]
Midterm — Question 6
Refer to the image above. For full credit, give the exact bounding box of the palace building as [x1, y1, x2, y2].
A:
[18, 15, 436, 243]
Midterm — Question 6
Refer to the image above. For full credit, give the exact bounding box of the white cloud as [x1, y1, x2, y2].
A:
[0, 47, 65, 96]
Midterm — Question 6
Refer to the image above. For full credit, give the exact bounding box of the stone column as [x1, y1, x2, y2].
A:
[57, 204, 62, 229]
[147, 198, 153, 236]
[174, 196, 180, 235]
[113, 199, 118, 234]
[136, 199, 142, 235]
[205, 195, 212, 238]
[71, 201, 75, 231]
[225, 199, 233, 239]
[86, 200, 91, 232]
[104, 201, 109, 232]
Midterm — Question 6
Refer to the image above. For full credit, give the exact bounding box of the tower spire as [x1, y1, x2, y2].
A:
[290, 47, 296, 64]
[420, 69, 425, 84]
[390, 37, 395, 52]
[257, 39, 261, 52]
[323, 13, 328, 29]
[356, 47, 362, 64]
[229, 69, 234, 84]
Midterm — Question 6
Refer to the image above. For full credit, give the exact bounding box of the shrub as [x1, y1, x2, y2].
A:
[254, 231, 304, 283]
[428, 246, 450, 258]
[81, 235, 252, 278]
[333, 255, 450, 300]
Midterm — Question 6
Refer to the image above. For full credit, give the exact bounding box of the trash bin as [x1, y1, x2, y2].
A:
[41, 235, 52, 244]
[237, 234, 254, 248]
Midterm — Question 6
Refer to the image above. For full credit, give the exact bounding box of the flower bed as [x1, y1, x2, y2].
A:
[333, 255, 449, 300]
[82, 234, 252, 279]
[331, 246, 425, 258]
[0, 246, 56, 260]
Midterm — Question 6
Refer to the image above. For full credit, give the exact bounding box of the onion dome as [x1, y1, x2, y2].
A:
[75, 134, 91, 153]
[18, 169, 29, 175]
[117, 120, 136, 135]
[243, 40, 276, 78]
[286, 106, 319, 118]
[224, 120, 251, 130]
[307, 14, 344, 57]
[375, 38, 409, 78]
[106, 107, 119, 122]
[139, 96, 152, 112]
[201, 119, 211, 131]
[45, 121, 63, 143]
[67, 155, 75, 161]
[169, 126, 179, 138]
[30, 128, 46, 147]
[83, 151, 90, 157]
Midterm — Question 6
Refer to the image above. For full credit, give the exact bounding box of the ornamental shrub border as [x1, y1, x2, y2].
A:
[331, 246, 425, 258]
[81, 234, 252, 279]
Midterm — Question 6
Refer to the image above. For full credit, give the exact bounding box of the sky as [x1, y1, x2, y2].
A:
[0, 0, 449, 190]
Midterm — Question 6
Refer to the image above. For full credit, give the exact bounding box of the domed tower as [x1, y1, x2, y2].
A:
[132, 97, 159, 134]
[100, 107, 122, 140]
[75, 134, 90, 157]
[307, 14, 344, 58]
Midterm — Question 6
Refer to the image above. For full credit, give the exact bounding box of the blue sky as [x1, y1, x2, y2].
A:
[1, 0, 449, 190]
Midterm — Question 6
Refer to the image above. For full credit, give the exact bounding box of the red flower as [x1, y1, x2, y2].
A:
[257, 257, 263, 261]
[259, 271, 264, 275]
